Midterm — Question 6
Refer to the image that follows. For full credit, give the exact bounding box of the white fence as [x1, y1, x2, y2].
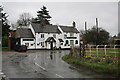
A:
[72, 45, 120, 57]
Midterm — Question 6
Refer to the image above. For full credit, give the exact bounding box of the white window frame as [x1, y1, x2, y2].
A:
[41, 34, 44, 38]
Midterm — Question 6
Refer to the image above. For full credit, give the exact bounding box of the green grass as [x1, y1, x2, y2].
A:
[2, 47, 13, 51]
[62, 54, 119, 77]
[86, 48, 119, 57]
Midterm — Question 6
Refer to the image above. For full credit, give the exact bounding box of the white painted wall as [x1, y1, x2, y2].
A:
[19, 24, 80, 49]
[21, 38, 35, 49]
[35, 32, 80, 49]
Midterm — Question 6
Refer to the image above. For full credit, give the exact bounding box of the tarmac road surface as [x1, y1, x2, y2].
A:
[2, 50, 104, 79]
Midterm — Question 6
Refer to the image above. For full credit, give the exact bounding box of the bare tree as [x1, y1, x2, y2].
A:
[17, 12, 32, 26]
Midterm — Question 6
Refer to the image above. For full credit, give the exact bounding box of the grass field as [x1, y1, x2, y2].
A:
[85, 48, 119, 57]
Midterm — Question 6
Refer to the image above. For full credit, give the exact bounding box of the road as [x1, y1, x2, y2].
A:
[2, 50, 104, 79]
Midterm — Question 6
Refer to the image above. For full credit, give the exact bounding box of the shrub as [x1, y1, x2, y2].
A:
[86, 57, 91, 60]
[118, 61, 120, 66]
[2, 36, 8, 47]
[94, 58, 100, 62]
[105, 58, 113, 64]
[101, 58, 106, 62]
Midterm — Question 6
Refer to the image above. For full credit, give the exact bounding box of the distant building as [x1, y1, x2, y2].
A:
[109, 35, 120, 45]
[9, 22, 80, 50]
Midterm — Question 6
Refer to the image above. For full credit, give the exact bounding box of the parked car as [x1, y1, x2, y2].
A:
[15, 45, 27, 52]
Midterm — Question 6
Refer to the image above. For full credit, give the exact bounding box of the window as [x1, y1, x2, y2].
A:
[23, 39, 34, 41]
[64, 35, 67, 39]
[53, 34, 56, 38]
[25, 43, 29, 47]
[31, 44, 34, 46]
[41, 34, 44, 38]
[61, 43, 63, 45]
[66, 40, 69, 44]
[41, 42, 44, 47]
[70, 33, 74, 37]
[37, 43, 40, 45]
[75, 40, 78, 44]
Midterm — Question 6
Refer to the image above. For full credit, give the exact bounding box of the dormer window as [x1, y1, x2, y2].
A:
[41, 34, 44, 38]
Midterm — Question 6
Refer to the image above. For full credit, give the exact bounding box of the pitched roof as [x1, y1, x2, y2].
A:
[59, 26, 79, 33]
[17, 28, 34, 38]
[45, 37, 56, 42]
[58, 39, 64, 42]
[31, 23, 61, 33]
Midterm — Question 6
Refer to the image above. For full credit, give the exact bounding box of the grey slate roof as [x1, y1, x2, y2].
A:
[59, 26, 79, 33]
[17, 28, 34, 38]
[31, 23, 61, 33]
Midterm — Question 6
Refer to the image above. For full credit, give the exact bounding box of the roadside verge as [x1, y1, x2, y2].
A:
[62, 54, 119, 78]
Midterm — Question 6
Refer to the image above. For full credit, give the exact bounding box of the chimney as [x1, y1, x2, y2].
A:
[96, 18, 98, 28]
[73, 21, 76, 28]
[96, 18, 99, 32]
[85, 21, 87, 32]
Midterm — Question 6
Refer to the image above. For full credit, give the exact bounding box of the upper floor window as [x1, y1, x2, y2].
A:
[53, 34, 56, 38]
[70, 33, 74, 37]
[41, 34, 44, 38]
[64, 34, 67, 39]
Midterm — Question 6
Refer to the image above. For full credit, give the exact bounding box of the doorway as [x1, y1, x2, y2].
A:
[50, 42, 53, 50]
[70, 40, 74, 46]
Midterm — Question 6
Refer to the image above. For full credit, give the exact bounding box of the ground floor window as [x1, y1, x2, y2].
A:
[41, 42, 44, 47]
[66, 40, 69, 44]
[25, 43, 29, 47]
[61, 43, 63, 45]
[75, 40, 78, 44]
[31, 44, 34, 46]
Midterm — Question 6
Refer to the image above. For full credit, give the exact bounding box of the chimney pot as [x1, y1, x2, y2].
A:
[73, 21, 76, 28]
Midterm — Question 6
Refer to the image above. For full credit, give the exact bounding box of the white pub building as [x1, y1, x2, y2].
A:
[15, 22, 80, 49]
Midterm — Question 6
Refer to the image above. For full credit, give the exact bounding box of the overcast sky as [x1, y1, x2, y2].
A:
[1, 2, 118, 36]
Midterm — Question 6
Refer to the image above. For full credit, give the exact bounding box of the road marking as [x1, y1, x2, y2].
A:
[35, 62, 46, 71]
[34, 54, 47, 71]
[56, 74, 64, 78]
[34, 54, 37, 61]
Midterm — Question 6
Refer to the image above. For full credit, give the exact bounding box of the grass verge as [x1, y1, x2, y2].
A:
[2, 47, 13, 52]
[62, 54, 119, 77]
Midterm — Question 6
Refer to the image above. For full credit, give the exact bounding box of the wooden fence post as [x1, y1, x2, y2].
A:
[90, 45, 91, 57]
[114, 45, 116, 57]
[104, 45, 107, 57]
[96, 45, 99, 57]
